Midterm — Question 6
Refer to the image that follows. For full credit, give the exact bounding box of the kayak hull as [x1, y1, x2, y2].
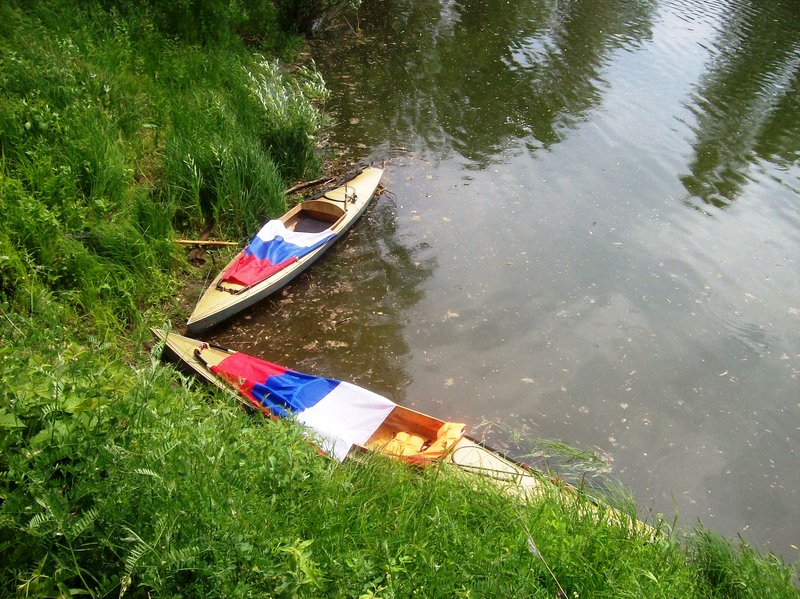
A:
[187, 167, 384, 333]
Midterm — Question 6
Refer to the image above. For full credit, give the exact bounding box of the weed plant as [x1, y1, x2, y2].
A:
[0, 0, 798, 597]
[0, 0, 327, 329]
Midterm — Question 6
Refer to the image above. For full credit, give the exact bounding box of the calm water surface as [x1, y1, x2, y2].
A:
[211, 0, 800, 555]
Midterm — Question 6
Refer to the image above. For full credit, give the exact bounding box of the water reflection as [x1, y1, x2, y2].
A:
[680, 0, 800, 209]
[313, 0, 657, 166]
[293, 0, 800, 557]
[208, 195, 436, 402]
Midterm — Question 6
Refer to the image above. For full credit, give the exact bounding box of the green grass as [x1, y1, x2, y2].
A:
[1, 313, 797, 597]
[0, 0, 327, 331]
[0, 0, 798, 597]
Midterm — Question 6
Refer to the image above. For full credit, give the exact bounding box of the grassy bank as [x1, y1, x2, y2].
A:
[0, 0, 326, 332]
[0, 1, 798, 596]
[2, 313, 797, 597]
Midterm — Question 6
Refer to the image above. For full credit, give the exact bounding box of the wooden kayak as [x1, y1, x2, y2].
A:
[187, 167, 384, 333]
[151, 328, 550, 498]
[153, 330, 654, 534]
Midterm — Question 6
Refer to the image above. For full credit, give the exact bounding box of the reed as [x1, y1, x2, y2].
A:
[686, 528, 798, 598]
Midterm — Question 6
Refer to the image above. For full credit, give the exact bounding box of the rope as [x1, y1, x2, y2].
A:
[190, 346, 255, 413]
[194, 266, 214, 310]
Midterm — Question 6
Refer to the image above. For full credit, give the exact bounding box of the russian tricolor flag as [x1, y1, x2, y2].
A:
[211, 351, 396, 461]
[223, 220, 335, 287]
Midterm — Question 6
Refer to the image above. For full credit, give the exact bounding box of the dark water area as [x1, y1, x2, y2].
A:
[210, 0, 800, 556]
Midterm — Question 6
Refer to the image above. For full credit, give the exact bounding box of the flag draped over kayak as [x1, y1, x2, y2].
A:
[222, 220, 335, 287]
[210, 351, 395, 461]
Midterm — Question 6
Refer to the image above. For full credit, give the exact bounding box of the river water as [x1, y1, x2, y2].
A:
[210, 0, 800, 556]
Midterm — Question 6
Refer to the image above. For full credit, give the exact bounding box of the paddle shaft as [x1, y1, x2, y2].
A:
[176, 239, 239, 247]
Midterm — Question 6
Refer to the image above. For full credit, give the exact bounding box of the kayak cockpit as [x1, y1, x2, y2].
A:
[364, 406, 466, 463]
[283, 199, 346, 233]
